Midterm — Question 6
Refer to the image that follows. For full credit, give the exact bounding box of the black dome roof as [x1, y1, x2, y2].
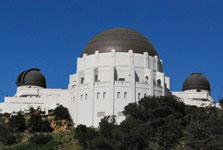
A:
[16, 69, 46, 88]
[81, 28, 158, 57]
[182, 73, 210, 91]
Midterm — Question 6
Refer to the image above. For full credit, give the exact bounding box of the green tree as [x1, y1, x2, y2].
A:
[27, 111, 52, 132]
[75, 124, 98, 148]
[29, 133, 53, 145]
[53, 105, 72, 121]
[8, 112, 26, 132]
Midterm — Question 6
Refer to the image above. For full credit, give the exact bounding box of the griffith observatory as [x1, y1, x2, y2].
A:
[0, 28, 216, 127]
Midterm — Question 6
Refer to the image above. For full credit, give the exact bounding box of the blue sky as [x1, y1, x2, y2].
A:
[0, 0, 223, 101]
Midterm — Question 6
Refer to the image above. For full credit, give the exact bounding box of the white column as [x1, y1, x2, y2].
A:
[89, 68, 95, 126]
[162, 73, 165, 96]
[129, 50, 136, 103]
[110, 49, 115, 116]
[154, 55, 158, 71]
[144, 52, 149, 69]
[75, 57, 80, 125]
[149, 69, 154, 96]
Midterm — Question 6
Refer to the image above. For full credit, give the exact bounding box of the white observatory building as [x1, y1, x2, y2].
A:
[69, 28, 170, 126]
[172, 73, 215, 107]
[0, 28, 216, 127]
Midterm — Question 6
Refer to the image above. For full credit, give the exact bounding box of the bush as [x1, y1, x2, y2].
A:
[8, 112, 26, 132]
[53, 105, 72, 121]
[27, 112, 52, 132]
[0, 125, 17, 145]
[30, 133, 53, 145]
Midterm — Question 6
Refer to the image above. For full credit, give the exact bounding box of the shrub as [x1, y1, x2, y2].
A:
[53, 105, 72, 121]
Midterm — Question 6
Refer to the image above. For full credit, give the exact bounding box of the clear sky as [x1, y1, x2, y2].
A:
[0, 0, 223, 102]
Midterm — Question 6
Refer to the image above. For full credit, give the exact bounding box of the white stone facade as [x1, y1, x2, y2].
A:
[0, 49, 170, 127]
[0, 25, 217, 126]
[69, 50, 170, 126]
[172, 89, 215, 107]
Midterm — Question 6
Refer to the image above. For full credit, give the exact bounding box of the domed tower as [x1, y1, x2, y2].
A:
[82, 27, 158, 56]
[16, 68, 46, 92]
[182, 73, 210, 93]
[172, 73, 214, 107]
[69, 27, 170, 126]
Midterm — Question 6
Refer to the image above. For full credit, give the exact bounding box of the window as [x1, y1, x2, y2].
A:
[118, 112, 124, 117]
[97, 112, 105, 117]
[97, 92, 100, 99]
[157, 79, 161, 86]
[85, 94, 87, 100]
[81, 77, 84, 84]
[118, 78, 125, 81]
[138, 93, 141, 100]
[95, 75, 98, 82]
[103, 92, 106, 99]
[197, 89, 201, 92]
[81, 95, 83, 101]
[145, 76, 149, 80]
[117, 92, 120, 99]
[144, 93, 147, 97]
[124, 92, 127, 99]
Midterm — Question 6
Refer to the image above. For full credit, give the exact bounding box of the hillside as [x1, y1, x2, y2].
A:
[0, 96, 223, 150]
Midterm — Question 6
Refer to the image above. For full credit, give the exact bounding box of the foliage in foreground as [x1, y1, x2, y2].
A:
[75, 96, 223, 150]
[1, 96, 223, 150]
[0, 105, 80, 150]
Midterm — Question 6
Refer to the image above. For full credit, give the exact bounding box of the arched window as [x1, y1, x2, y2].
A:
[157, 79, 161, 86]
[145, 76, 149, 80]
[124, 92, 127, 99]
[103, 92, 106, 99]
[97, 92, 100, 99]
[117, 92, 120, 99]
[138, 93, 141, 100]
[81, 77, 84, 84]
[95, 75, 98, 82]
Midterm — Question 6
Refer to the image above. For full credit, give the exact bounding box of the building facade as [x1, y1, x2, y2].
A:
[0, 28, 216, 127]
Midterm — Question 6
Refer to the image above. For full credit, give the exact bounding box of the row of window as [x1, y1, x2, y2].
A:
[97, 92, 106, 99]
[138, 93, 147, 100]
[75, 92, 147, 102]
[117, 92, 128, 99]
[97, 111, 124, 117]
[81, 76, 162, 86]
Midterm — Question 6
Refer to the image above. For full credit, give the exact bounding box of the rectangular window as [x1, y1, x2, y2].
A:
[124, 92, 127, 99]
[97, 92, 100, 99]
[81, 77, 84, 84]
[81, 95, 83, 101]
[103, 92, 106, 99]
[118, 112, 124, 117]
[97, 112, 105, 117]
[117, 92, 120, 99]
[85, 94, 87, 100]
[118, 78, 125, 81]
[138, 93, 141, 100]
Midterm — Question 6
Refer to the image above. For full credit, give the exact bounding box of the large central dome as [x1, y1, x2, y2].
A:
[81, 28, 158, 57]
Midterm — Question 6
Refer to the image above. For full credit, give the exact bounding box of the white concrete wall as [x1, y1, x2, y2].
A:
[1, 50, 170, 127]
[172, 91, 214, 107]
[71, 50, 170, 126]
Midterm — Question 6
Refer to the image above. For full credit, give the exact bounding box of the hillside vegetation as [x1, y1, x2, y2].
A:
[1, 96, 223, 150]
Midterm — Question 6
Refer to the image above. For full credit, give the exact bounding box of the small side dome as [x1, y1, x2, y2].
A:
[182, 73, 210, 91]
[16, 68, 46, 88]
